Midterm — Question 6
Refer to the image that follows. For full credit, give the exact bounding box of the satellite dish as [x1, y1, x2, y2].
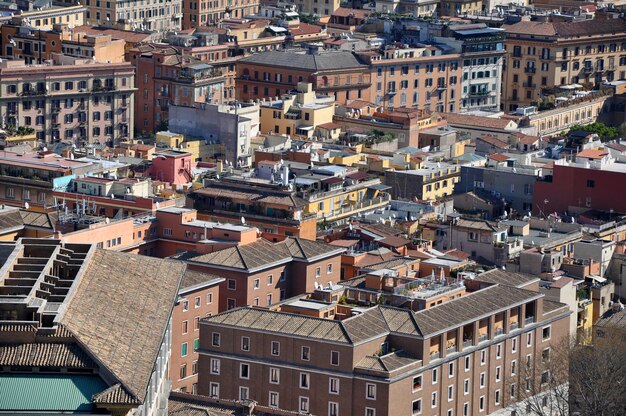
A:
[241, 216, 246, 225]
[24, 202, 29, 210]
[105, 218, 110, 224]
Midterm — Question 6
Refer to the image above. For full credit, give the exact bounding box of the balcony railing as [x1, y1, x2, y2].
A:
[525, 316, 535, 325]
[463, 339, 473, 348]
[446, 345, 457, 353]
[430, 351, 440, 359]
[510, 321, 519, 330]
[494, 327, 504, 336]
[317, 195, 391, 222]
[524, 67, 536, 73]
[523, 82, 536, 88]
[478, 334, 488, 342]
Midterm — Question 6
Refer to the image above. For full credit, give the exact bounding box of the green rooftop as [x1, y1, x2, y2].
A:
[0, 374, 108, 413]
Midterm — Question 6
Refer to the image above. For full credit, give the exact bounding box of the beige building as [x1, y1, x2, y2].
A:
[259, 82, 335, 139]
[83, 0, 183, 31]
[0, 55, 135, 145]
[439, 0, 483, 16]
[502, 18, 626, 111]
[14, 4, 85, 30]
[283, 0, 341, 16]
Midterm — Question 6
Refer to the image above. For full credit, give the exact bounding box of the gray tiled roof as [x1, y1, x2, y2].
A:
[380, 307, 422, 336]
[0, 343, 95, 368]
[206, 307, 352, 343]
[0, 209, 23, 233]
[61, 249, 186, 403]
[239, 50, 367, 71]
[181, 270, 223, 290]
[342, 308, 388, 343]
[355, 350, 420, 373]
[283, 238, 345, 260]
[475, 269, 539, 288]
[413, 285, 541, 336]
[185, 239, 292, 270]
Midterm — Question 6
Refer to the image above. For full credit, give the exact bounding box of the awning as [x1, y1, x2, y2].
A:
[368, 184, 392, 191]
[588, 275, 607, 284]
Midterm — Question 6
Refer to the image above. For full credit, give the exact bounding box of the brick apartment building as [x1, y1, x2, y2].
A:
[182, 0, 261, 28]
[236, 49, 371, 105]
[0, 56, 135, 145]
[502, 18, 626, 111]
[178, 237, 345, 311]
[128, 46, 225, 133]
[171, 270, 223, 393]
[198, 273, 570, 415]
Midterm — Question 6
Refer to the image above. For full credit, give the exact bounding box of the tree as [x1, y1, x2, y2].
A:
[504, 331, 626, 416]
[568, 122, 619, 141]
[617, 121, 626, 138]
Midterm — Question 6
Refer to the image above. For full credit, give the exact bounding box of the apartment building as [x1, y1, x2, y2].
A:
[0, 56, 135, 145]
[384, 161, 460, 201]
[0, 150, 94, 211]
[259, 82, 335, 139]
[198, 280, 570, 415]
[0, 238, 186, 414]
[129, 46, 225, 133]
[502, 18, 626, 111]
[83, 0, 183, 32]
[360, 45, 463, 112]
[171, 271, 223, 393]
[178, 236, 344, 311]
[12, 4, 85, 30]
[283, 0, 341, 16]
[182, 0, 260, 27]
[237, 49, 371, 105]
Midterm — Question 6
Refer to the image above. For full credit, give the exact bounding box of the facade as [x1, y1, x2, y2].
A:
[198, 281, 570, 415]
[12, 4, 85, 30]
[449, 218, 524, 266]
[384, 161, 460, 201]
[259, 82, 335, 139]
[0, 56, 135, 145]
[502, 18, 626, 111]
[361, 45, 463, 112]
[285, 0, 341, 16]
[83, 0, 183, 32]
[182, 0, 260, 27]
[237, 50, 371, 105]
[128, 46, 225, 133]
[171, 271, 223, 393]
[0, 238, 186, 415]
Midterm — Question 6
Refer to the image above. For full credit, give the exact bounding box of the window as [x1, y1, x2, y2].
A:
[496, 366, 502, 382]
[300, 397, 310, 413]
[327, 263, 333, 274]
[496, 343, 502, 358]
[542, 326, 551, 341]
[542, 348, 551, 362]
[209, 382, 219, 398]
[179, 364, 187, 380]
[329, 402, 339, 416]
[464, 356, 471, 371]
[480, 349, 487, 365]
[464, 379, 469, 395]
[300, 372, 310, 389]
[587, 179, 595, 188]
[206, 293, 213, 304]
[431, 392, 437, 408]
[366, 408, 376, 416]
[527, 332, 532, 347]
[181, 342, 188, 357]
[463, 403, 469, 416]
[260, 363, 275, 382]
[315, 267, 321, 278]
[447, 385, 453, 401]
[495, 389, 501, 405]
[412, 375, 422, 391]
[240, 363, 250, 379]
[512, 337, 518, 353]
[182, 320, 188, 334]
[331, 350, 340, 366]
[329, 377, 339, 394]
[253, 278, 260, 289]
[182, 300, 188, 312]
[366, 383, 376, 399]
[269, 392, 279, 408]
[192, 361, 198, 375]
[510, 383, 517, 398]
[212, 332, 221, 347]
[479, 395, 485, 411]
[241, 336, 250, 351]
[267, 274, 273, 285]
[271, 341, 280, 356]
[227, 279, 236, 290]
[480, 372, 485, 388]
[511, 360, 517, 375]
[448, 362, 454, 377]
[412, 399, 422, 415]
[239, 386, 249, 401]
[541, 370, 550, 384]
[301, 346, 310, 361]
[432, 368, 438, 384]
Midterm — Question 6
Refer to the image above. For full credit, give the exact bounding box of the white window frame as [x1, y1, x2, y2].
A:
[464, 356, 471, 371]
[366, 383, 376, 400]
[271, 341, 280, 356]
[301, 345, 310, 361]
[241, 336, 250, 351]
[239, 363, 250, 380]
[328, 402, 339, 416]
[210, 358, 220, 375]
[209, 382, 219, 398]
[431, 392, 437, 408]
[212, 332, 220, 347]
[299, 396, 309, 413]
[269, 391, 279, 408]
[463, 378, 469, 395]
[331, 350, 340, 366]
[269, 367, 280, 384]
[299, 372, 310, 390]
[479, 395, 485, 412]
[432, 368, 438, 384]
[480, 372, 485, 388]
[496, 365, 502, 382]
[239, 386, 249, 401]
[447, 385, 454, 402]
[329, 377, 339, 394]
[412, 375, 423, 392]
[542, 325, 551, 341]
[412, 399, 422, 415]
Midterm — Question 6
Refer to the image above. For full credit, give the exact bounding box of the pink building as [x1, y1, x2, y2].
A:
[148, 150, 194, 185]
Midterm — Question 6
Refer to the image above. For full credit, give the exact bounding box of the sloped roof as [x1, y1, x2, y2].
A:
[413, 285, 542, 336]
[0, 343, 95, 369]
[239, 50, 367, 71]
[577, 148, 608, 159]
[184, 239, 292, 270]
[283, 238, 345, 260]
[475, 268, 539, 288]
[441, 113, 517, 130]
[504, 18, 626, 38]
[488, 153, 510, 162]
[181, 270, 223, 290]
[61, 249, 186, 403]
[0, 208, 23, 234]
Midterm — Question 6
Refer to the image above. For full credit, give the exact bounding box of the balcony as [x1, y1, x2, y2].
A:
[583, 67, 594, 74]
[315, 82, 372, 91]
[525, 316, 535, 325]
[430, 351, 440, 360]
[478, 334, 488, 342]
[468, 90, 491, 97]
[316, 194, 391, 222]
[446, 344, 457, 354]
[510, 321, 519, 330]
[437, 84, 447, 90]
[494, 327, 504, 336]
[463, 339, 473, 348]
[524, 67, 536, 74]
[523, 82, 536, 88]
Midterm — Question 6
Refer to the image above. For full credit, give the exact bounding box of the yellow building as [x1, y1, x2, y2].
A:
[577, 297, 594, 344]
[259, 82, 335, 140]
[17, 5, 85, 30]
[385, 161, 460, 201]
[502, 18, 626, 111]
[155, 131, 225, 162]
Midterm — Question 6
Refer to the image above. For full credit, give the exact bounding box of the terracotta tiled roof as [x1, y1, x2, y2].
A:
[488, 153, 510, 162]
[0, 208, 23, 233]
[0, 343, 96, 368]
[606, 142, 626, 152]
[504, 18, 626, 38]
[440, 113, 516, 130]
[289, 23, 324, 36]
[511, 132, 540, 145]
[477, 135, 509, 149]
[331, 7, 371, 19]
[73, 25, 152, 43]
[92, 384, 140, 405]
[577, 148, 609, 159]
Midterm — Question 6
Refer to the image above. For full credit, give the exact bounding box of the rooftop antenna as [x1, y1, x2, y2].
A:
[241, 216, 246, 225]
